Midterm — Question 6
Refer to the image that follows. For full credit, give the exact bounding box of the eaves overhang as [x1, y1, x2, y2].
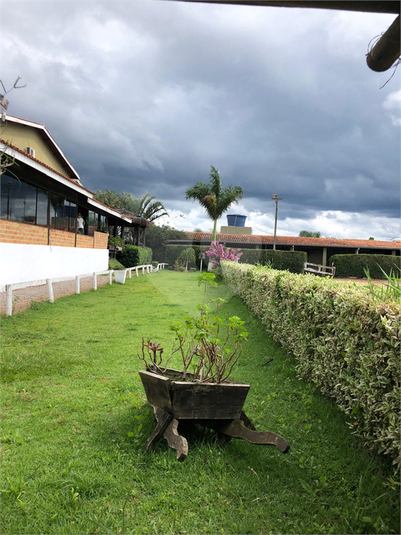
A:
[0, 140, 93, 197]
[2, 115, 81, 181]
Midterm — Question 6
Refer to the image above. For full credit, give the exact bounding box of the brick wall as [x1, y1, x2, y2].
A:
[0, 220, 47, 245]
[49, 229, 76, 247]
[94, 231, 108, 249]
[76, 234, 95, 248]
[0, 220, 109, 250]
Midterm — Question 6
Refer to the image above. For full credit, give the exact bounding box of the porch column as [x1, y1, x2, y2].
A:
[322, 247, 327, 266]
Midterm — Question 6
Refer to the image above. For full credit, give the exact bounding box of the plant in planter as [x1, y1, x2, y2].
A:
[138, 272, 290, 461]
[140, 300, 247, 384]
[108, 236, 124, 249]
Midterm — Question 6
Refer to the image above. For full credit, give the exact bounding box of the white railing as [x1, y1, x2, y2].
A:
[2, 263, 168, 317]
[304, 262, 336, 277]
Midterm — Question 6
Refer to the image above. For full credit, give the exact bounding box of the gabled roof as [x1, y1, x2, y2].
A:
[185, 231, 401, 250]
[0, 139, 93, 196]
[1, 114, 80, 181]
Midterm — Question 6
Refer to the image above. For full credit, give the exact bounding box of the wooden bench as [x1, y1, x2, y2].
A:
[304, 262, 336, 277]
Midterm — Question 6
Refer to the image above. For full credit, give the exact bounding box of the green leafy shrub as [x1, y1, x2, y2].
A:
[222, 261, 401, 466]
[139, 273, 248, 383]
[120, 245, 152, 267]
[260, 250, 307, 273]
[108, 236, 124, 248]
[331, 254, 400, 279]
[239, 249, 264, 265]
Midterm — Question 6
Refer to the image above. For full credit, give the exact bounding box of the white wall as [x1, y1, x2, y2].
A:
[0, 243, 109, 287]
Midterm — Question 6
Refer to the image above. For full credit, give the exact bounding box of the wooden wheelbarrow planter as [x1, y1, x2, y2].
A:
[139, 369, 290, 462]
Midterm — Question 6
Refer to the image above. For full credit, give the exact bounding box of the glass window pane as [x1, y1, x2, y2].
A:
[37, 188, 48, 227]
[97, 214, 107, 233]
[10, 178, 25, 222]
[1, 173, 15, 219]
[68, 203, 77, 232]
[24, 183, 37, 224]
[87, 211, 95, 236]
[50, 194, 66, 230]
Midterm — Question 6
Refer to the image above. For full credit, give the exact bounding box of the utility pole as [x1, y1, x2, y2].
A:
[272, 194, 283, 250]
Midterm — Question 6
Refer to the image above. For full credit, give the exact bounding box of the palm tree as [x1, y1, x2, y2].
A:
[185, 166, 243, 242]
[178, 247, 196, 271]
[94, 190, 168, 222]
[137, 193, 168, 222]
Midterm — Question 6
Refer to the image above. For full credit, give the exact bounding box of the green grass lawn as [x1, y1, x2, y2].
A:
[1, 271, 399, 535]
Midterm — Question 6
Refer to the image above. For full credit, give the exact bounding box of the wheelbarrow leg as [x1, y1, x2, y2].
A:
[216, 417, 290, 454]
[145, 406, 188, 462]
[163, 418, 188, 462]
[145, 406, 173, 451]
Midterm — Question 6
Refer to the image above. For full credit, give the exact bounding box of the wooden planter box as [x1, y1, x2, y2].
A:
[139, 368, 290, 461]
[139, 369, 250, 420]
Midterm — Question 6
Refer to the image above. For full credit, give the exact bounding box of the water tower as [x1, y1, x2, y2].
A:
[221, 214, 252, 235]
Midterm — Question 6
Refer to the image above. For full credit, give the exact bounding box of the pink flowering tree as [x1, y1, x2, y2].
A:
[205, 241, 243, 268]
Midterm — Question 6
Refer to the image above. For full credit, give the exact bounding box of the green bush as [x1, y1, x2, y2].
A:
[239, 249, 263, 265]
[260, 249, 307, 273]
[238, 248, 306, 272]
[332, 254, 400, 279]
[120, 245, 152, 267]
[222, 261, 401, 466]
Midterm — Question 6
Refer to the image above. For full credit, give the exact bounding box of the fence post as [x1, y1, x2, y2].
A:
[47, 279, 54, 303]
[93, 273, 97, 290]
[6, 285, 13, 317]
[109, 271, 113, 284]
[76, 276, 80, 294]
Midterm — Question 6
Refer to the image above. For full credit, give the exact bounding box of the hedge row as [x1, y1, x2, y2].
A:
[120, 245, 152, 268]
[222, 261, 400, 465]
[165, 245, 306, 273]
[332, 254, 400, 279]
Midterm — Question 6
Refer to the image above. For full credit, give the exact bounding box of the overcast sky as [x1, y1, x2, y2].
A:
[1, 0, 400, 240]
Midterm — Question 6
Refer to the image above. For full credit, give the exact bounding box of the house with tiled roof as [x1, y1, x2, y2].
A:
[170, 231, 401, 266]
[0, 115, 150, 286]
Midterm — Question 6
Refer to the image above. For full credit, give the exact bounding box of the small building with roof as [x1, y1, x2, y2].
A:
[170, 231, 401, 266]
[0, 114, 150, 287]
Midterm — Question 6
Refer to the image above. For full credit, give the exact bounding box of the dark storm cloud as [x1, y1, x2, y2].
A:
[1, 0, 399, 239]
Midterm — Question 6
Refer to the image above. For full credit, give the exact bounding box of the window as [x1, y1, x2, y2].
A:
[0, 172, 109, 235]
[24, 183, 37, 224]
[97, 214, 108, 233]
[36, 188, 48, 227]
[86, 211, 95, 236]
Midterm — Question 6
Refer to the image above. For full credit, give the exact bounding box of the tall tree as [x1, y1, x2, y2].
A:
[185, 166, 243, 242]
[137, 193, 168, 222]
[299, 230, 321, 238]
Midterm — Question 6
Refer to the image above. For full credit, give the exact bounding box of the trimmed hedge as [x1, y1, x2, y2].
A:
[222, 261, 400, 465]
[332, 254, 400, 279]
[120, 245, 152, 267]
[239, 249, 263, 265]
[260, 249, 306, 273]
[166, 245, 306, 273]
